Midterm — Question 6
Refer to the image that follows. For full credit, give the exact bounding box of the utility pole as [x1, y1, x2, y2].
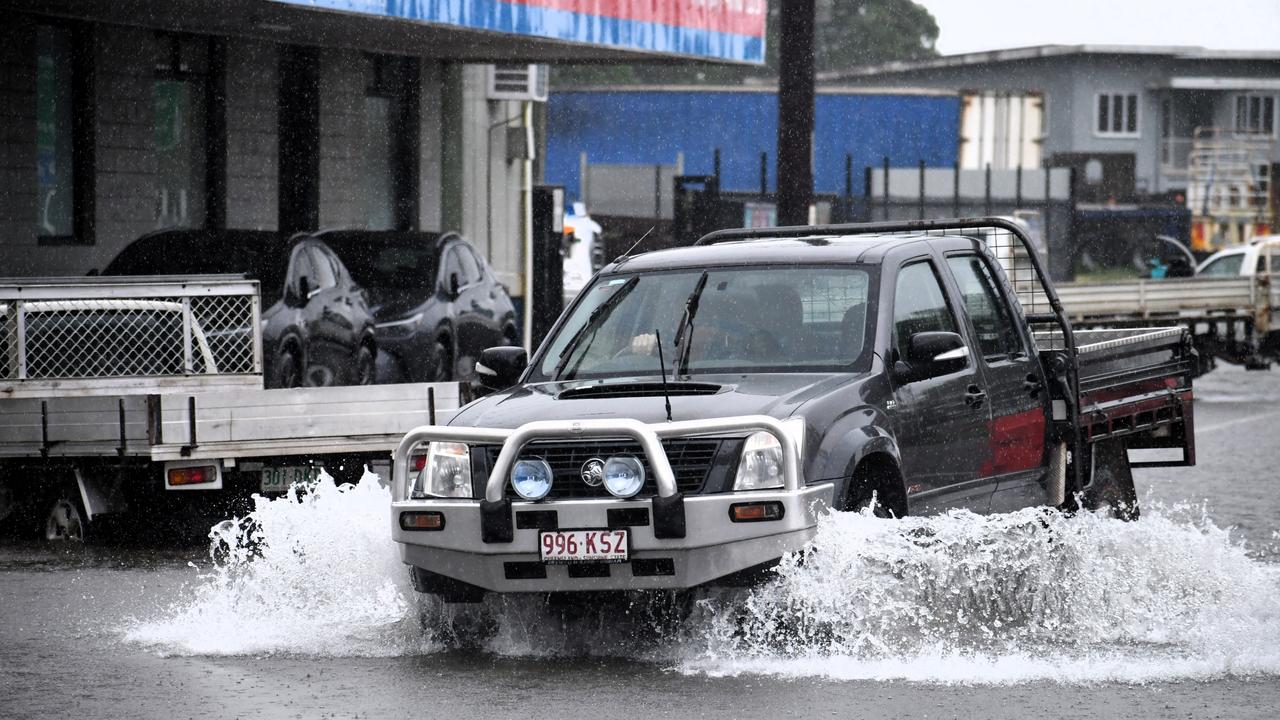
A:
[776, 0, 815, 227]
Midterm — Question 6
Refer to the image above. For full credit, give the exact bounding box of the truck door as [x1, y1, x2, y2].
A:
[888, 259, 994, 513]
[944, 251, 1050, 512]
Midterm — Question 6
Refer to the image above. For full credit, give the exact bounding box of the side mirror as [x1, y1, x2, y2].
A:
[447, 272, 461, 299]
[894, 331, 968, 383]
[472, 346, 528, 396]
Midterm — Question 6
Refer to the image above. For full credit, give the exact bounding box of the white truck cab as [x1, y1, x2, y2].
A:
[1197, 236, 1280, 277]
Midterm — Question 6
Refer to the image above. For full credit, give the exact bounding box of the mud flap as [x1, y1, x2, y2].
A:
[1084, 439, 1140, 521]
[75, 468, 127, 520]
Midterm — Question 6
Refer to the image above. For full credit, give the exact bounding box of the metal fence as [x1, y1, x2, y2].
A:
[1, 276, 262, 398]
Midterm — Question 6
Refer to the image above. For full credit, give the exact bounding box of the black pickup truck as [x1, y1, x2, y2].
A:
[390, 218, 1196, 601]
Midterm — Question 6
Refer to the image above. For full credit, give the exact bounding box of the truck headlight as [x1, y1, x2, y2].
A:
[411, 441, 472, 498]
[732, 418, 803, 491]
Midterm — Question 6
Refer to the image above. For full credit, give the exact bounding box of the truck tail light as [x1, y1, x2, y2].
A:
[168, 465, 217, 486]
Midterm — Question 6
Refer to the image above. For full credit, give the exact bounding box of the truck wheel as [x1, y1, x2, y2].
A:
[841, 455, 906, 518]
[44, 496, 86, 542]
[1082, 439, 1140, 521]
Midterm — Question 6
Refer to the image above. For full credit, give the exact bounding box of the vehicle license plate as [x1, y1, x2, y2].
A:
[260, 465, 321, 493]
[539, 529, 629, 564]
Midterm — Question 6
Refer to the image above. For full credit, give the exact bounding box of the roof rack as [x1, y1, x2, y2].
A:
[695, 216, 1030, 246]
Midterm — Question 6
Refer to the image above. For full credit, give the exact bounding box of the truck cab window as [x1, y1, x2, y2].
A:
[893, 261, 960, 360]
[946, 253, 1024, 360]
[1199, 254, 1244, 277]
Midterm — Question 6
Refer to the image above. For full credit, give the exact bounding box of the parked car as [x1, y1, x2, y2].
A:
[315, 231, 519, 383]
[1196, 235, 1280, 277]
[102, 229, 378, 388]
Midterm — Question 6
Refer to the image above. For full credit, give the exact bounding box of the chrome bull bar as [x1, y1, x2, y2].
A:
[391, 415, 802, 542]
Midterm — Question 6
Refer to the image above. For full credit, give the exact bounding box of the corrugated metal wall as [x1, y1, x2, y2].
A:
[546, 89, 960, 201]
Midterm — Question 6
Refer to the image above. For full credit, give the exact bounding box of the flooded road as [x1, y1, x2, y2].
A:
[4, 365, 1280, 719]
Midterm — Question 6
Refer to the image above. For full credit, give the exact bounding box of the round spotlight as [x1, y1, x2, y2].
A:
[510, 458, 554, 500]
[603, 455, 646, 498]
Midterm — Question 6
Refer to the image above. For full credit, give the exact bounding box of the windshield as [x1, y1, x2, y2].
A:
[327, 240, 439, 295]
[532, 265, 876, 381]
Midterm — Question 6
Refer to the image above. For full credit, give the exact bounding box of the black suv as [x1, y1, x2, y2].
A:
[318, 231, 519, 382]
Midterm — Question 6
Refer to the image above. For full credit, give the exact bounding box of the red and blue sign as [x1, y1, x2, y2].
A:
[272, 0, 767, 63]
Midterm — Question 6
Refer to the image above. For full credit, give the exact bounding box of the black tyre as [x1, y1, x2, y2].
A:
[274, 346, 303, 388]
[1082, 439, 1140, 521]
[840, 456, 905, 518]
[354, 344, 376, 385]
[44, 493, 86, 542]
[432, 338, 453, 382]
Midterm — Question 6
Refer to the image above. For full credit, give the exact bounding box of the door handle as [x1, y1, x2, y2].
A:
[964, 384, 987, 409]
[1023, 373, 1043, 398]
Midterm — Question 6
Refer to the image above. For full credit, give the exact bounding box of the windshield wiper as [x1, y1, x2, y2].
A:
[674, 271, 710, 376]
[552, 276, 639, 380]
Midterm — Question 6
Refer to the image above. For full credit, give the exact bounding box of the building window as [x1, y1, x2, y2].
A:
[153, 33, 209, 230]
[35, 25, 75, 240]
[1234, 94, 1275, 136]
[1095, 92, 1139, 137]
[362, 54, 418, 231]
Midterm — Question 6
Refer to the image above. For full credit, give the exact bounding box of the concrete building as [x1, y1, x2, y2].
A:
[820, 45, 1280, 200]
[0, 0, 765, 335]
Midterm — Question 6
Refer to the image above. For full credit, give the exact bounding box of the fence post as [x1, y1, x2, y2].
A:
[579, 151, 588, 204]
[918, 159, 926, 220]
[654, 163, 662, 220]
[13, 301, 26, 379]
[760, 152, 768, 196]
[1044, 163, 1053, 273]
[844, 153, 853, 199]
[1015, 164, 1023, 207]
[984, 163, 992, 216]
[952, 160, 960, 217]
[181, 297, 193, 374]
[713, 147, 722, 186]
[882, 156, 890, 221]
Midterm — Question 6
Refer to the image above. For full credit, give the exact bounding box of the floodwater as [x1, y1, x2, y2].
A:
[3, 365, 1280, 719]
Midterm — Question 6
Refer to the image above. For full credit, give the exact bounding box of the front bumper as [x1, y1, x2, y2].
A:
[390, 415, 830, 593]
[393, 484, 833, 592]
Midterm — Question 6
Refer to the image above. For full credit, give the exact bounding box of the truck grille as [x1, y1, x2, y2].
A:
[478, 439, 723, 499]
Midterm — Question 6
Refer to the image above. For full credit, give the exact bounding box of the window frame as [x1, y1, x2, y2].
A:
[34, 20, 95, 247]
[1093, 91, 1141, 139]
[1232, 93, 1276, 137]
[889, 257, 965, 365]
[944, 251, 1028, 363]
[151, 31, 217, 232]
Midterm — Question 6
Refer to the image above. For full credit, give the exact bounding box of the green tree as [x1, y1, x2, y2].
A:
[552, 0, 938, 86]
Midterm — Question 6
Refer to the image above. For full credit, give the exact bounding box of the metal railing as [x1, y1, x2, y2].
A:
[1, 275, 262, 398]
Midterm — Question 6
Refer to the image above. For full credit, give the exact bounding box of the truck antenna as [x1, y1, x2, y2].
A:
[615, 226, 656, 265]
[654, 328, 673, 422]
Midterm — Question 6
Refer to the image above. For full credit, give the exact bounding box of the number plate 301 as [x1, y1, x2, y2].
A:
[539, 529, 628, 564]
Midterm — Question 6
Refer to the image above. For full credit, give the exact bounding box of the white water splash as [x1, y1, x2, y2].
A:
[124, 473, 1280, 683]
[125, 470, 433, 657]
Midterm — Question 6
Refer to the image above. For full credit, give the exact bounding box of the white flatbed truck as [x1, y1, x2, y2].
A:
[0, 275, 461, 540]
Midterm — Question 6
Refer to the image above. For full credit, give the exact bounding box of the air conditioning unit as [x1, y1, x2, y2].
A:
[486, 64, 548, 102]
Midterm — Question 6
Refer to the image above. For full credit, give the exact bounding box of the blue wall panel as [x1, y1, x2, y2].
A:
[546, 91, 959, 201]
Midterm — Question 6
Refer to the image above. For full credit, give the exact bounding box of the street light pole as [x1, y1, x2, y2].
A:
[776, 0, 815, 227]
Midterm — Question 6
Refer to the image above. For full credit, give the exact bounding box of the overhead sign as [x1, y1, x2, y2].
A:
[270, 0, 767, 63]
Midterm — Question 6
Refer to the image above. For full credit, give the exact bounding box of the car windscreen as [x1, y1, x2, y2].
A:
[328, 241, 439, 295]
[104, 238, 287, 297]
[530, 265, 876, 382]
